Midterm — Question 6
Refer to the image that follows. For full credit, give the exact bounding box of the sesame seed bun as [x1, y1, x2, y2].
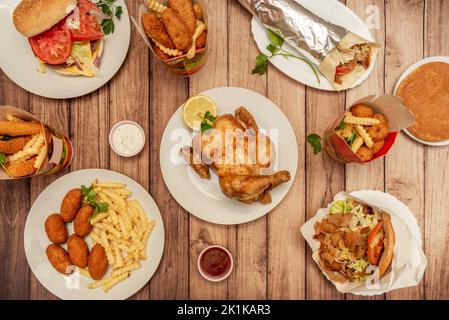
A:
[13, 0, 77, 37]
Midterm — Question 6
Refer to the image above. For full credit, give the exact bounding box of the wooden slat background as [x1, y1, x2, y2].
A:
[0, 0, 448, 300]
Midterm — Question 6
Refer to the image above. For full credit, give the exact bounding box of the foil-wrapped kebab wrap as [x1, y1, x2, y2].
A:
[238, 0, 380, 91]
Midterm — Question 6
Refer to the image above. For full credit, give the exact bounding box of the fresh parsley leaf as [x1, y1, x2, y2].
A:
[101, 19, 114, 34]
[252, 53, 268, 75]
[347, 132, 356, 145]
[200, 111, 216, 132]
[336, 120, 346, 130]
[266, 43, 278, 55]
[203, 111, 216, 123]
[201, 122, 213, 132]
[98, 3, 112, 15]
[82, 183, 109, 221]
[115, 6, 123, 19]
[307, 134, 322, 155]
[0, 153, 6, 166]
[267, 29, 284, 47]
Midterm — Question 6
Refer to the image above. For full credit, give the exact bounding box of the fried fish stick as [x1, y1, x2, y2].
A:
[4, 156, 37, 177]
[169, 0, 196, 34]
[0, 120, 42, 137]
[0, 136, 32, 154]
[162, 8, 192, 52]
[142, 12, 174, 49]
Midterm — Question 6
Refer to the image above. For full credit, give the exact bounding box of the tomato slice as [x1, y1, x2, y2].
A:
[367, 221, 385, 266]
[29, 20, 73, 65]
[70, 0, 104, 42]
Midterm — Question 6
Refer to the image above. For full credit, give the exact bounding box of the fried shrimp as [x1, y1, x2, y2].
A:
[371, 139, 385, 154]
[356, 146, 373, 162]
[351, 104, 374, 118]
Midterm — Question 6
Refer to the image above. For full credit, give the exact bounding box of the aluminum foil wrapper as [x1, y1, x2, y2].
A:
[238, 0, 349, 61]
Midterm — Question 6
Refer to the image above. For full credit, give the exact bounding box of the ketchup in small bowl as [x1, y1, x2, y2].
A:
[198, 245, 233, 282]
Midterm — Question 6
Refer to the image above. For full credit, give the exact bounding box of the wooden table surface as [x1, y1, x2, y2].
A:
[1, 0, 448, 300]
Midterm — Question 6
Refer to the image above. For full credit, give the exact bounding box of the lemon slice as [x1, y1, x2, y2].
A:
[182, 95, 217, 130]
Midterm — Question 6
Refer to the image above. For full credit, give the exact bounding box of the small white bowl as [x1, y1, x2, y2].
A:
[109, 121, 146, 157]
[197, 245, 234, 282]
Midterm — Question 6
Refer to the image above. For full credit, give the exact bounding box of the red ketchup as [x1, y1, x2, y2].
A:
[199, 246, 233, 280]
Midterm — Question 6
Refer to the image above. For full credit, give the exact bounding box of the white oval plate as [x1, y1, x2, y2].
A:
[0, 0, 130, 99]
[160, 87, 298, 225]
[24, 169, 165, 300]
[251, 0, 376, 91]
[393, 56, 449, 147]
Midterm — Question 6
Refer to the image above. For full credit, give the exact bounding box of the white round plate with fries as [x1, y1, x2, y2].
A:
[24, 169, 164, 300]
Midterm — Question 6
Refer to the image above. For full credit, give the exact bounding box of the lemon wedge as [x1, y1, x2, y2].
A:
[182, 95, 217, 130]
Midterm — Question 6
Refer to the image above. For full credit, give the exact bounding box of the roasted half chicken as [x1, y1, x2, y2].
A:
[182, 106, 291, 204]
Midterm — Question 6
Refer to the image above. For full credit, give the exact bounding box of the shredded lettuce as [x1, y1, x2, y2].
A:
[348, 205, 380, 231]
[349, 258, 369, 273]
[330, 199, 354, 214]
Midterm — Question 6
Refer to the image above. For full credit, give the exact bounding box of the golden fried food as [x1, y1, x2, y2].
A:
[142, 12, 174, 49]
[356, 146, 373, 162]
[193, 2, 202, 20]
[169, 0, 196, 35]
[368, 122, 389, 142]
[4, 156, 37, 177]
[195, 30, 207, 48]
[74, 204, 94, 237]
[181, 146, 210, 179]
[60, 188, 83, 223]
[154, 45, 171, 60]
[45, 214, 68, 244]
[0, 136, 32, 154]
[0, 120, 42, 137]
[67, 235, 89, 268]
[374, 113, 388, 125]
[161, 8, 192, 52]
[351, 104, 374, 118]
[88, 244, 108, 280]
[371, 139, 385, 154]
[46, 244, 73, 274]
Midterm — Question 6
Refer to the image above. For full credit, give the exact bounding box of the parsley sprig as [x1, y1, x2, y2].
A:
[253, 29, 320, 84]
[81, 184, 109, 220]
[200, 111, 216, 132]
[0, 153, 6, 166]
[306, 134, 322, 155]
[96, 0, 123, 34]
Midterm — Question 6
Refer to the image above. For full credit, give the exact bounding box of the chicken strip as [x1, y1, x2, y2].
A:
[142, 12, 174, 49]
[169, 0, 196, 35]
[0, 136, 32, 154]
[0, 120, 42, 137]
[219, 171, 291, 204]
[162, 8, 192, 52]
[181, 146, 210, 179]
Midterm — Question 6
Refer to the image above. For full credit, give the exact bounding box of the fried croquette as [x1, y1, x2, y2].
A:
[46, 244, 73, 274]
[88, 244, 108, 280]
[4, 157, 37, 177]
[356, 146, 373, 162]
[351, 104, 374, 118]
[0, 136, 32, 154]
[195, 30, 207, 48]
[60, 188, 83, 223]
[74, 204, 94, 237]
[0, 120, 42, 137]
[45, 214, 68, 244]
[162, 8, 192, 52]
[67, 235, 89, 268]
[142, 12, 175, 49]
[169, 0, 196, 35]
[371, 139, 385, 154]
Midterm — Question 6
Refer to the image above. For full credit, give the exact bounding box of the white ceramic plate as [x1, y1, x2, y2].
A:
[393, 56, 449, 147]
[251, 0, 376, 91]
[0, 0, 130, 99]
[160, 87, 298, 225]
[24, 169, 165, 300]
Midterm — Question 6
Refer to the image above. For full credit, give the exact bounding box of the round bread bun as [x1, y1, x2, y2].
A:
[378, 213, 395, 277]
[13, 0, 77, 37]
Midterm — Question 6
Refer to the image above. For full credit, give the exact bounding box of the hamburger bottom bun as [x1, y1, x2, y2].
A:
[13, 0, 77, 37]
[377, 213, 395, 277]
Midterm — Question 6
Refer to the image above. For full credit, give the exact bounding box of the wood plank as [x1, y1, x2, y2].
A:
[108, 0, 150, 300]
[384, 0, 425, 300]
[0, 75, 30, 300]
[344, 0, 386, 301]
[305, 88, 346, 299]
[188, 0, 232, 300]
[226, 0, 267, 300]
[29, 96, 70, 300]
[423, 0, 449, 300]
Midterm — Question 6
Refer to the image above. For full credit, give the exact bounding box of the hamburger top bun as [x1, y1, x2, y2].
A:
[378, 213, 395, 277]
[13, 0, 77, 37]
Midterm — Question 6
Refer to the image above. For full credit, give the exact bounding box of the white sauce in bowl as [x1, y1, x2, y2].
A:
[109, 121, 145, 157]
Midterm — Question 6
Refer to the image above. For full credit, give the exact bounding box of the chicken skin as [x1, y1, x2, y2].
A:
[182, 106, 290, 205]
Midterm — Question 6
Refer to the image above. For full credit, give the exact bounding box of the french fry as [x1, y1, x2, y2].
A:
[351, 136, 364, 153]
[102, 189, 127, 208]
[90, 212, 109, 225]
[111, 262, 140, 278]
[101, 230, 115, 265]
[147, 0, 167, 13]
[344, 112, 380, 126]
[355, 125, 374, 148]
[103, 272, 130, 293]
[78, 267, 91, 279]
[154, 41, 183, 57]
[187, 20, 207, 59]
[113, 243, 124, 269]
[8, 134, 44, 163]
[96, 182, 127, 189]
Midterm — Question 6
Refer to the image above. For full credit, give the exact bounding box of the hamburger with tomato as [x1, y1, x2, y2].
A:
[313, 197, 395, 283]
[13, 0, 119, 77]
